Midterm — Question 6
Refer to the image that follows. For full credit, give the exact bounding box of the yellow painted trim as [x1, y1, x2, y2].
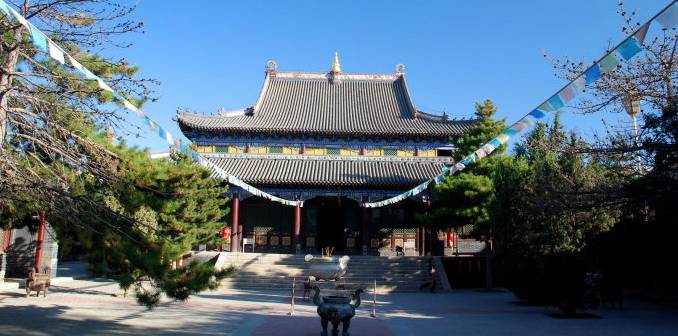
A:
[419, 149, 436, 157]
[397, 149, 415, 157]
[228, 145, 244, 154]
[363, 149, 383, 156]
[305, 147, 327, 155]
[340, 148, 359, 156]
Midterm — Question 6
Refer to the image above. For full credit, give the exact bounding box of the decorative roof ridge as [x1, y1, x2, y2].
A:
[272, 71, 401, 81]
[176, 107, 252, 119]
[415, 110, 481, 124]
[201, 152, 455, 164]
[398, 73, 418, 119]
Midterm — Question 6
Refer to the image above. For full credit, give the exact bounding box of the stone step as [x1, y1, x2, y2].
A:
[201, 252, 435, 293]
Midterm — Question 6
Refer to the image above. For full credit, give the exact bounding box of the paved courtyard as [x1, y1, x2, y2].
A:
[1, 278, 677, 335]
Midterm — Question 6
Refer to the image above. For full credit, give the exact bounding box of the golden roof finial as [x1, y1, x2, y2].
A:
[332, 51, 341, 73]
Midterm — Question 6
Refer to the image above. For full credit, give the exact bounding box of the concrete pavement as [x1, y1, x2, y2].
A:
[1, 278, 677, 335]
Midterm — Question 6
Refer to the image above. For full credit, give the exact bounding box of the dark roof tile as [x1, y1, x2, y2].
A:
[205, 153, 450, 188]
[178, 71, 478, 137]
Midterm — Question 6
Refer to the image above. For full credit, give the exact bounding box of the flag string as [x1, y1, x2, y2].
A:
[3, 0, 676, 209]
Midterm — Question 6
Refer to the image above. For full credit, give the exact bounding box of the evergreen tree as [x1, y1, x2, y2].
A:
[450, 99, 507, 161]
[55, 144, 234, 307]
[490, 115, 621, 307]
[418, 99, 506, 235]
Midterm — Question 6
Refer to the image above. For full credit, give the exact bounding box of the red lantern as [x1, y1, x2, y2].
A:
[447, 230, 455, 248]
[221, 227, 231, 239]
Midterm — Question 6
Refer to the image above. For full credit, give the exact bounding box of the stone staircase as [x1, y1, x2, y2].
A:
[205, 252, 434, 293]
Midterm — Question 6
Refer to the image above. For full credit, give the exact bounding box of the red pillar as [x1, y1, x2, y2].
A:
[2, 230, 12, 253]
[231, 194, 240, 252]
[34, 209, 46, 272]
[361, 196, 369, 255]
[293, 197, 301, 253]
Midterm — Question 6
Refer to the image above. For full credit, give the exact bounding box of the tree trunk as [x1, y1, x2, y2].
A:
[0, 2, 28, 150]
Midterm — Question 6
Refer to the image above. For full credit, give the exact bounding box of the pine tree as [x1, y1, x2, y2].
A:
[418, 99, 506, 235]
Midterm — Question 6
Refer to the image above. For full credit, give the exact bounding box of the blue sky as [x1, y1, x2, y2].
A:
[116, 0, 669, 152]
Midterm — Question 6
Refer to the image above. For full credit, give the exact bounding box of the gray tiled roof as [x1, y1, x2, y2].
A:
[177, 71, 478, 137]
[204, 153, 451, 187]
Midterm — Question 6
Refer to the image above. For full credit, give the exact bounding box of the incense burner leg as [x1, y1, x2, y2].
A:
[320, 318, 329, 336]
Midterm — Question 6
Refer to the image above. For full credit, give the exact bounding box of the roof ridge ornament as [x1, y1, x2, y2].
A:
[395, 64, 405, 74]
[332, 52, 341, 73]
[266, 59, 278, 75]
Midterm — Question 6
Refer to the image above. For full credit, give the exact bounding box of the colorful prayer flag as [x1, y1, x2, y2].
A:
[67, 55, 86, 76]
[558, 85, 575, 103]
[599, 52, 619, 73]
[96, 79, 114, 92]
[521, 116, 537, 127]
[475, 148, 487, 159]
[496, 134, 510, 144]
[548, 94, 565, 110]
[47, 41, 65, 64]
[656, 3, 678, 28]
[482, 143, 496, 155]
[28, 23, 47, 52]
[511, 121, 528, 131]
[529, 109, 546, 119]
[488, 138, 502, 148]
[503, 127, 519, 136]
[538, 102, 554, 112]
[635, 22, 650, 44]
[616, 37, 642, 60]
[584, 64, 601, 84]
[572, 75, 586, 93]
[83, 68, 97, 80]
[143, 116, 158, 131]
[123, 100, 143, 117]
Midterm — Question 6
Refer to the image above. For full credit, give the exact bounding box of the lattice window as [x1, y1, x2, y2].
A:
[327, 147, 340, 155]
[383, 148, 397, 156]
[269, 146, 283, 154]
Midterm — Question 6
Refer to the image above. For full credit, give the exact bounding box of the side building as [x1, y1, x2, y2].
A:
[177, 56, 478, 256]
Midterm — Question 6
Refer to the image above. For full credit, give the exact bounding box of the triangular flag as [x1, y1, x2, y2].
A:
[634, 22, 650, 44]
[47, 40, 65, 64]
[28, 23, 47, 52]
[123, 100, 144, 117]
[96, 79, 114, 92]
[656, 3, 678, 28]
